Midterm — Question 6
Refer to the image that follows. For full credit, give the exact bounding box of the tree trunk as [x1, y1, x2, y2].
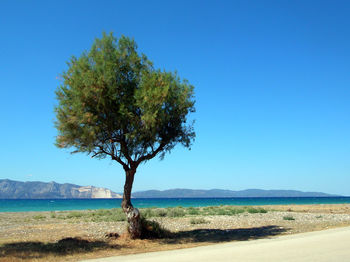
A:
[121, 168, 142, 239]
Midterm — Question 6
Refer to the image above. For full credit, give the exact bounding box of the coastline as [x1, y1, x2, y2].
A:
[2, 196, 350, 212]
[1, 204, 350, 261]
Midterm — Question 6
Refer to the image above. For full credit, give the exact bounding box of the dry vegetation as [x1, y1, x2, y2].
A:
[1, 204, 350, 261]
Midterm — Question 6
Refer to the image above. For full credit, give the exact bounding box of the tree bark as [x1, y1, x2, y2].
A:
[121, 168, 142, 239]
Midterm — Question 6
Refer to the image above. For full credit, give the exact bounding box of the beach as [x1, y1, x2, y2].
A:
[1, 204, 350, 261]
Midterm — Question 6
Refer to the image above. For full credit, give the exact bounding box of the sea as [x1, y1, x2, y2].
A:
[1, 197, 350, 212]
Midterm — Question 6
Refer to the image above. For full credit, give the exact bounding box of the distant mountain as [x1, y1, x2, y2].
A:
[0, 179, 122, 199]
[132, 188, 337, 198]
[0, 179, 338, 199]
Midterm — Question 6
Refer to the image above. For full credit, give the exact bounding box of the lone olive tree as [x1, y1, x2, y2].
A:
[54, 33, 195, 238]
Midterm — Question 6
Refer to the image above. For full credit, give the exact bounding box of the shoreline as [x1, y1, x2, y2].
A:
[1, 202, 350, 213]
[1, 204, 350, 261]
[2, 197, 350, 213]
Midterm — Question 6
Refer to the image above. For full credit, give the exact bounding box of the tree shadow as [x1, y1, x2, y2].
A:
[0, 237, 119, 260]
[164, 225, 288, 244]
[0, 226, 288, 259]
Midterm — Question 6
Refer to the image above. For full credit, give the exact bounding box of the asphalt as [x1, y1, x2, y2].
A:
[82, 226, 350, 262]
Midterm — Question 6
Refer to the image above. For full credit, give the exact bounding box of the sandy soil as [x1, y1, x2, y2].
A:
[0, 204, 350, 262]
[83, 227, 350, 262]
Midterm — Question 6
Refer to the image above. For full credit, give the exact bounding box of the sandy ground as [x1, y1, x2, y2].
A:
[0, 204, 350, 261]
[83, 226, 350, 262]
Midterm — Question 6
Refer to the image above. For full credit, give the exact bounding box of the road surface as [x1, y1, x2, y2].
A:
[83, 226, 350, 262]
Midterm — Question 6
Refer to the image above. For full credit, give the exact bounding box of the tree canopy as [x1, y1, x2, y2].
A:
[55, 33, 195, 171]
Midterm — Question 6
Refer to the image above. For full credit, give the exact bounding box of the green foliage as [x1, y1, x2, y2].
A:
[32, 215, 46, 220]
[140, 217, 171, 239]
[283, 216, 295, 221]
[246, 207, 268, 214]
[141, 208, 155, 218]
[66, 211, 85, 219]
[167, 207, 186, 217]
[187, 207, 200, 215]
[34, 206, 269, 223]
[197, 206, 266, 216]
[56, 209, 126, 222]
[91, 209, 112, 217]
[89, 208, 126, 222]
[229, 207, 245, 215]
[190, 217, 208, 224]
[153, 208, 168, 217]
[55, 32, 195, 169]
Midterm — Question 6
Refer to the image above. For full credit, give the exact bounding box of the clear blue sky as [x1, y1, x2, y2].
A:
[1, 0, 350, 195]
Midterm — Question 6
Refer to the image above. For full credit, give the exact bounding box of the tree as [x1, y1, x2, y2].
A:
[54, 32, 195, 238]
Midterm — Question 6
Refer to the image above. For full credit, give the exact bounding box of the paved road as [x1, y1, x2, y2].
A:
[83, 226, 350, 262]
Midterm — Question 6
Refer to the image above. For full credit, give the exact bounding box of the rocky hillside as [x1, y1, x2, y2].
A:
[0, 179, 122, 199]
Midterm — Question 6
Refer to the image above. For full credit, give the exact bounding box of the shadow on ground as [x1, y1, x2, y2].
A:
[0, 226, 287, 260]
[166, 225, 288, 244]
[0, 237, 119, 260]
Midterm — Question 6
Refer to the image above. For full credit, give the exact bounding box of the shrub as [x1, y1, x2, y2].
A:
[154, 209, 168, 217]
[141, 208, 155, 218]
[187, 207, 200, 215]
[90, 209, 126, 222]
[283, 216, 295, 221]
[258, 208, 268, 213]
[66, 211, 85, 219]
[107, 212, 126, 222]
[33, 214, 46, 220]
[93, 209, 112, 217]
[140, 217, 171, 239]
[246, 207, 268, 214]
[201, 207, 217, 216]
[190, 218, 208, 224]
[229, 208, 245, 215]
[217, 209, 229, 215]
[167, 207, 186, 217]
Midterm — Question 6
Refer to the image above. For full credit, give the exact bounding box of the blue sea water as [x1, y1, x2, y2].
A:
[1, 197, 350, 212]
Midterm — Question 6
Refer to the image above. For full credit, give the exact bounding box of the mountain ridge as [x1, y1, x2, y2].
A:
[0, 179, 122, 199]
[0, 179, 339, 199]
[131, 188, 338, 198]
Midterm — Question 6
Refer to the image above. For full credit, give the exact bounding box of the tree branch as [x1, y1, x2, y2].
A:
[136, 143, 165, 166]
[112, 154, 129, 171]
[120, 138, 134, 166]
[91, 151, 101, 158]
[96, 145, 129, 170]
